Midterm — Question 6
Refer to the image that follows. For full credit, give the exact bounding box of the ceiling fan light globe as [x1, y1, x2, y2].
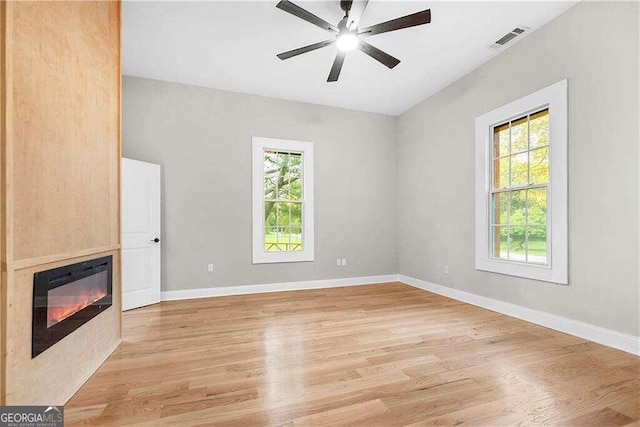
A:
[336, 33, 359, 52]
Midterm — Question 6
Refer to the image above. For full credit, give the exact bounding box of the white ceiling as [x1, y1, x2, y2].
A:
[122, 1, 578, 116]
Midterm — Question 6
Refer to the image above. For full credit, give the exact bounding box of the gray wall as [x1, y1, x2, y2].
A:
[123, 76, 398, 291]
[397, 1, 639, 336]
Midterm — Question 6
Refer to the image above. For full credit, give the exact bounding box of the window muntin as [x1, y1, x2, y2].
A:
[490, 108, 549, 265]
[263, 150, 303, 252]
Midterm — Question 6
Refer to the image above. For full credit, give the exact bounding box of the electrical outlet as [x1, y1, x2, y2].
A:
[207, 264, 214, 272]
[336, 258, 341, 266]
[444, 265, 449, 274]
[341, 258, 347, 266]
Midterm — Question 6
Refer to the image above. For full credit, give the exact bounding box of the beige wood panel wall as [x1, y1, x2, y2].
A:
[9, 0, 121, 264]
[0, 1, 122, 404]
[0, 0, 6, 405]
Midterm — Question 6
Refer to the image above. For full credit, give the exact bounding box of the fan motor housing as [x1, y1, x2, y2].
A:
[337, 17, 348, 32]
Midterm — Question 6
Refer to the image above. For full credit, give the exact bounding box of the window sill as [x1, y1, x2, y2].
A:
[476, 257, 567, 284]
[252, 253, 314, 264]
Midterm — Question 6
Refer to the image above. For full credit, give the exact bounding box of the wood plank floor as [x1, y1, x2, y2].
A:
[66, 282, 640, 426]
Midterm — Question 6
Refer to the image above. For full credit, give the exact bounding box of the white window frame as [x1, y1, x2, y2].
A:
[475, 80, 568, 284]
[252, 136, 314, 264]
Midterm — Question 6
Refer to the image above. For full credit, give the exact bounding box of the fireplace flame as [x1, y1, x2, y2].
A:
[47, 286, 108, 328]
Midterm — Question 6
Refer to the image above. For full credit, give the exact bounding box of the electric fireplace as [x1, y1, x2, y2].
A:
[32, 256, 113, 358]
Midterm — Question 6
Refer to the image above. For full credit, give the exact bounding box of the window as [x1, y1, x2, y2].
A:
[475, 80, 567, 284]
[491, 109, 549, 264]
[252, 137, 314, 264]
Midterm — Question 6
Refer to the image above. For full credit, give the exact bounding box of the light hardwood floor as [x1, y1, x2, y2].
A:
[66, 282, 639, 426]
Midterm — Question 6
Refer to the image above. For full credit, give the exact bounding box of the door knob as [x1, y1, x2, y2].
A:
[151, 238, 160, 243]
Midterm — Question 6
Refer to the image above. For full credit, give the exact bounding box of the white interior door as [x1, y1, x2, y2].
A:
[121, 158, 161, 310]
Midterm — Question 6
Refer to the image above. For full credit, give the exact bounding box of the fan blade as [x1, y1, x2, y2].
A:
[276, 0, 339, 33]
[346, 0, 369, 31]
[359, 9, 431, 37]
[277, 39, 335, 60]
[327, 51, 346, 82]
[358, 40, 400, 69]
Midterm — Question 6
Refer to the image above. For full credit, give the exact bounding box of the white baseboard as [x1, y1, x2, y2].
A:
[398, 275, 640, 356]
[161, 274, 398, 301]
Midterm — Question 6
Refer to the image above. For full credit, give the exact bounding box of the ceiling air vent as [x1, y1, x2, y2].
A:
[488, 26, 529, 50]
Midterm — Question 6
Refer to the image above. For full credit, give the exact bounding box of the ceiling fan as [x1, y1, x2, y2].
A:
[276, 0, 431, 82]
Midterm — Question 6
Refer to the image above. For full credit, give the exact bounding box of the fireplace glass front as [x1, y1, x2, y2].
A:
[32, 256, 113, 357]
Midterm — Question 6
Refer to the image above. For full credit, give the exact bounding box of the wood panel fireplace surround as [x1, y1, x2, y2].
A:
[0, 0, 121, 405]
[32, 256, 113, 358]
